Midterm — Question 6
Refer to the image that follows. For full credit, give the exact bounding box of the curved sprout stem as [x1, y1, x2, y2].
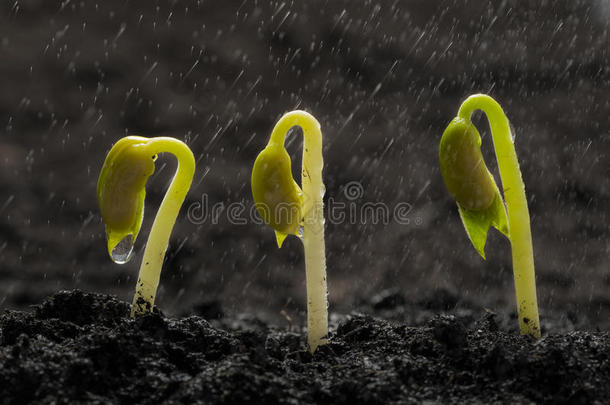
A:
[131, 137, 195, 316]
[457, 94, 540, 338]
[270, 111, 328, 352]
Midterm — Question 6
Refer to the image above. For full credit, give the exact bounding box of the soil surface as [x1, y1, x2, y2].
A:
[1, 289, 609, 404]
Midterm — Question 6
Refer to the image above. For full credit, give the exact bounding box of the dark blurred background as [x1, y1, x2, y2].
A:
[0, 0, 608, 326]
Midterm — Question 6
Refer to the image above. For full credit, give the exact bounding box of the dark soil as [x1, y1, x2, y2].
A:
[1, 289, 609, 403]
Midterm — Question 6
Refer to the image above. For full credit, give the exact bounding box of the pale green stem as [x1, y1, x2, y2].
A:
[270, 111, 328, 352]
[131, 137, 195, 316]
[458, 94, 540, 338]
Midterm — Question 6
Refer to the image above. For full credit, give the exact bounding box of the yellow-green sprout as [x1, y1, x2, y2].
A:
[439, 94, 540, 338]
[97, 136, 195, 316]
[251, 144, 304, 245]
[252, 110, 328, 353]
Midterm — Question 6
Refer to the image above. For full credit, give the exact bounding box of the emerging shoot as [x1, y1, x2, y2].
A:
[439, 94, 540, 338]
[251, 110, 328, 353]
[97, 136, 195, 316]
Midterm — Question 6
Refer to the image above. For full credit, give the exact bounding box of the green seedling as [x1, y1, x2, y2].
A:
[97, 136, 195, 316]
[251, 110, 328, 353]
[439, 94, 540, 338]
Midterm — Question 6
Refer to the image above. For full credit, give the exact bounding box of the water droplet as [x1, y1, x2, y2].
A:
[297, 224, 304, 239]
[509, 121, 516, 143]
[111, 234, 135, 264]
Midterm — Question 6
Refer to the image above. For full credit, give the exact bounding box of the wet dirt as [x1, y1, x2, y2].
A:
[1, 290, 609, 403]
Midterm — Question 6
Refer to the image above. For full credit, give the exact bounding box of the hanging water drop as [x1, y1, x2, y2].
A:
[111, 234, 135, 264]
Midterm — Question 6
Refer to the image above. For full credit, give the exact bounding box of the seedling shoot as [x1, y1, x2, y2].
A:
[97, 136, 195, 316]
[251, 110, 328, 353]
[439, 94, 540, 338]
